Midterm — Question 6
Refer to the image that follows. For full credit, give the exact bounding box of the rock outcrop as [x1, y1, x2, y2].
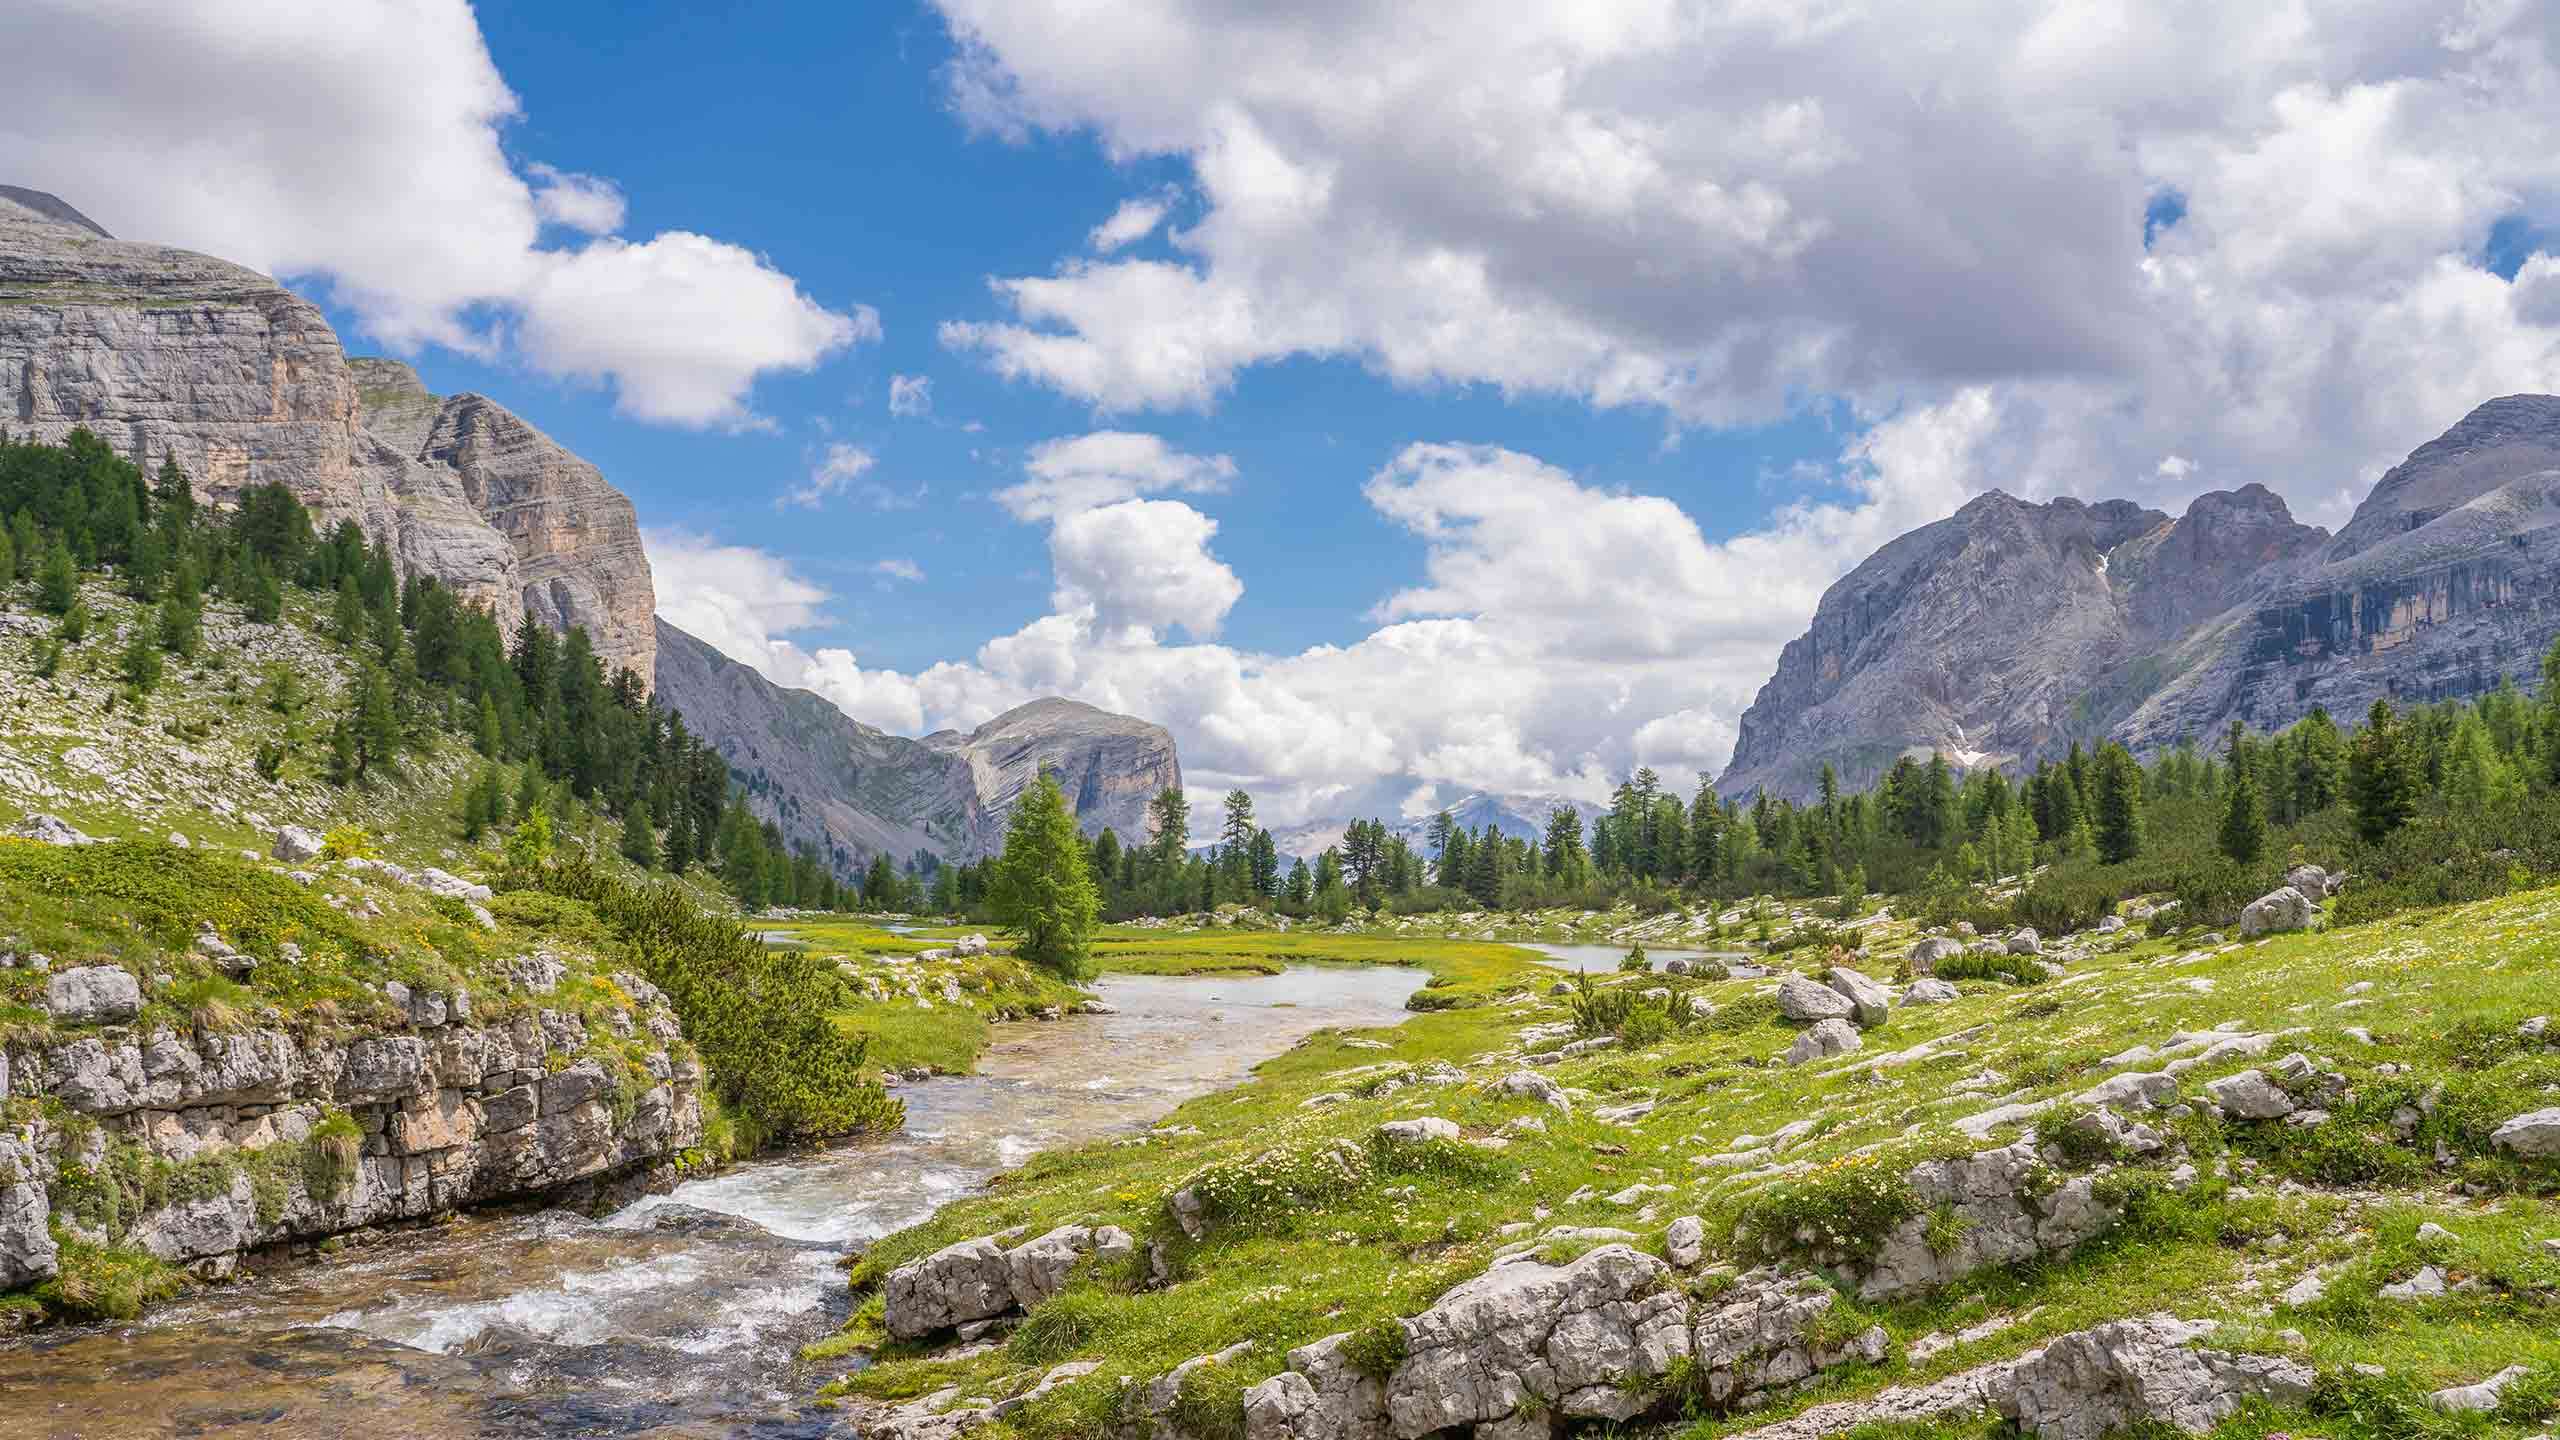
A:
[0, 187, 655, 685]
[654, 618, 1184, 871]
[0, 964, 701, 1283]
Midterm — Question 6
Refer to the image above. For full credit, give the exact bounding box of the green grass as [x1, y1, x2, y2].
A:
[807, 882, 2560, 1439]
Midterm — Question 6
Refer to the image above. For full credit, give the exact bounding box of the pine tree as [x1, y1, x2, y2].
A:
[2219, 766, 2267, 864]
[37, 537, 76, 614]
[331, 574, 366, 647]
[1146, 786, 1190, 865]
[326, 716, 358, 786]
[619, 798, 658, 869]
[2347, 699, 2419, 843]
[120, 618, 162, 692]
[354, 668, 399, 774]
[2091, 742, 2144, 864]
[990, 771, 1100, 980]
[476, 694, 503, 757]
[0, 521, 14, 589]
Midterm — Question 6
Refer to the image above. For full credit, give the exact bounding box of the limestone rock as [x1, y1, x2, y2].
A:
[2237, 887, 2317, 938]
[1386, 1244, 1687, 1434]
[1907, 937, 1963, 975]
[2431, 1365, 2533, 1414]
[2490, 1108, 2560, 1158]
[1491, 1070, 1572, 1114]
[1378, 1117, 1460, 1146]
[0, 1136, 58, 1289]
[1823, 967, 1892, 1028]
[1665, 1216, 1706, 1269]
[272, 826, 325, 863]
[1785, 1019, 1862, 1065]
[44, 965, 142, 1025]
[8, 812, 95, 846]
[1002, 1224, 1134, 1312]
[1244, 1331, 1393, 1440]
[2005, 929, 2042, 956]
[1903, 979, 1960, 1005]
[1777, 975, 1856, 1024]
[2008, 1317, 2313, 1440]
[1691, 1267, 1889, 1408]
[1859, 1140, 2118, 1300]
[2205, 1070, 2296, 1121]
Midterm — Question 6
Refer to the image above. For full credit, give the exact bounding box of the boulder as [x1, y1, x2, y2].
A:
[1378, 1117, 1460, 1146]
[1003, 1224, 1135, 1311]
[2489, 1108, 2560, 1159]
[1776, 975, 1856, 1024]
[271, 825, 326, 862]
[1244, 1331, 1393, 1440]
[44, 965, 143, 1025]
[1907, 937, 1964, 975]
[1858, 1140, 2120, 1300]
[2285, 864, 2334, 898]
[1691, 1267, 1889, 1408]
[1491, 1070, 1572, 1114]
[1785, 1019, 1862, 1065]
[2237, 887, 2316, 938]
[1823, 967, 1892, 1028]
[1387, 1244, 1687, 1434]
[1665, 1215, 1706, 1268]
[2430, 1365, 2532, 1414]
[1903, 979, 1961, 1005]
[9, 813, 96, 846]
[2005, 929, 2041, 956]
[2094, 915, 2126, 934]
[885, 1233, 1023, 1339]
[2204, 1070, 2296, 1121]
[2008, 1317, 2313, 1440]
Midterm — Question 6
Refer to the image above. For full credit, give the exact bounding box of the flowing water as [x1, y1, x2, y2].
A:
[0, 967, 1421, 1440]
[1521, 942, 1749, 972]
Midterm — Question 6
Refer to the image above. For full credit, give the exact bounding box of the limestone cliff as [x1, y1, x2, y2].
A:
[923, 699, 1182, 853]
[654, 619, 1181, 873]
[0, 187, 655, 684]
[1722, 397, 2558, 800]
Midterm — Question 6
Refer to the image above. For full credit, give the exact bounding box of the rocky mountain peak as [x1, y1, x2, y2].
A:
[0, 187, 656, 687]
[2325, 394, 2560, 563]
[927, 699, 1182, 847]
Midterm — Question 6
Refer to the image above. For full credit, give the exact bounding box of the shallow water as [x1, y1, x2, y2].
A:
[1523, 942, 1748, 972]
[0, 967, 1419, 1439]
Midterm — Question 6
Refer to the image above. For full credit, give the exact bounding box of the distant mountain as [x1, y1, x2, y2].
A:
[1720, 395, 2560, 801]
[653, 618, 1180, 874]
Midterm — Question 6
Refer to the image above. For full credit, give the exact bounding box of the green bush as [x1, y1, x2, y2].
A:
[515, 856, 903, 1146]
[1930, 951, 2045, 986]
[1339, 1318, 1409, 1380]
[1735, 1151, 1927, 1262]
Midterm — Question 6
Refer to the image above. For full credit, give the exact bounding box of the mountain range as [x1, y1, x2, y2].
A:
[0, 185, 1176, 869]
[1721, 395, 2560, 801]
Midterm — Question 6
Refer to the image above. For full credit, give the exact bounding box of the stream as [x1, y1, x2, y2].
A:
[0, 967, 1422, 1440]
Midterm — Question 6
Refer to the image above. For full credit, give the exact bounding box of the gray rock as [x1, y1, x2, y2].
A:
[0, 1135, 59, 1288]
[2431, 1365, 2533, 1414]
[1387, 1244, 1687, 1434]
[1777, 975, 1856, 1023]
[1824, 967, 1892, 1028]
[1907, 937, 1964, 974]
[1378, 1117, 1460, 1146]
[45, 965, 142, 1025]
[9, 812, 96, 846]
[1002, 1224, 1134, 1312]
[2285, 864, 2335, 898]
[2489, 1107, 2560, 1158]
[1490, 1070, 1571, 1114]
[2379, 1265, 2449, 1300]
[1902, 978, 1961, 1005]
[1785, 1019, 1862, 1065]
[272, 825, 326, 863]
[2237, 887, 2317, 938]
[2008, 1317, 2314, 1440]
[1692, 1267, 1890, 1408]
[1665, 1215, 1706, 1268]
[1244, 1331, 1393, 1440]
[1859, 1140, 2120, 1300]
[2205, 1070, 2297, 1121]
[2006, 929, 2042, 956]
[2074, 1070, 2179, 1110]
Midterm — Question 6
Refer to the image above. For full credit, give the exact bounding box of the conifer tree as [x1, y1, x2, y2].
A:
[620, 798, 658, 869]
[2218, 765, 2266, 864]
[38, 537, 76, 614]
[2348, 699, 2419, 842]
[2091, 742, 2145, 863]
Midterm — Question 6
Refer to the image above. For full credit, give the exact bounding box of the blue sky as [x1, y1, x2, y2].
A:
[13, 0, 2555, 824]
[301, 0, 1851, 672]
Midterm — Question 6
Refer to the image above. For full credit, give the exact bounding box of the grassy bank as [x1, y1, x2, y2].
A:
[809, 883, 2560, 1440]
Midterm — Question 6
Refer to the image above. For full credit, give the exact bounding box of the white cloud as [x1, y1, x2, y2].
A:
[995, 430, 1238, 521]
[0, 0, 869, 428]
[874, 557, 927, 583]
[889, 373, 934, 416]
[1089, 192, 1172, 252]
[644, 528, 833, 679]
[525, 162, 626, 235]
[782, 443, 880, 509]
[1049, 499, 1242, 640]
[929, 0, 2560, 514]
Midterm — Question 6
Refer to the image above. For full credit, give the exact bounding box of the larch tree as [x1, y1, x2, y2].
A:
[990, 770, 1101, 981]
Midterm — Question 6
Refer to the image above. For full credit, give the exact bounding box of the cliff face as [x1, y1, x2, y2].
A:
[2117, 396, 2560, 749]
[654, 620, 1183, 872]
[1724, 397, 2558, 799]
[923, 698, 1182, 850]
[1718, 493, 2173, 801]
[0, 188, 655, 684]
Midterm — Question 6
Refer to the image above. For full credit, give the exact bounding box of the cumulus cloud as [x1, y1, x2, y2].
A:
[929, 0, 2560, 517]
[888, 373, 934, 416]
[1089, 192, 1172, 252]
[994, 430, 1238, 521]
[0, 0, 868, 428]
[1049, 499, 1242, 639]
[782, 443, 880, 509]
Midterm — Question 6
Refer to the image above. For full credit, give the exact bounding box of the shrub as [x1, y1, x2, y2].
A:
[1340, 1318, 1409, 1380]
[318, 825, 377, 862]
[1735, 1152, 1925, 1262]
[1930, 951, 2045, 986]
[33, 1238, 187, 1322]
[302, 1111, 363, 1201]
[1169, 1360, 1249, 1440]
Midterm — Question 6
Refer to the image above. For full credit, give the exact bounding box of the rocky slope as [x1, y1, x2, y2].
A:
[1722, 396, 2560, 799]
[653, 619, 1181, 871]
[0, 187, 656, 684]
